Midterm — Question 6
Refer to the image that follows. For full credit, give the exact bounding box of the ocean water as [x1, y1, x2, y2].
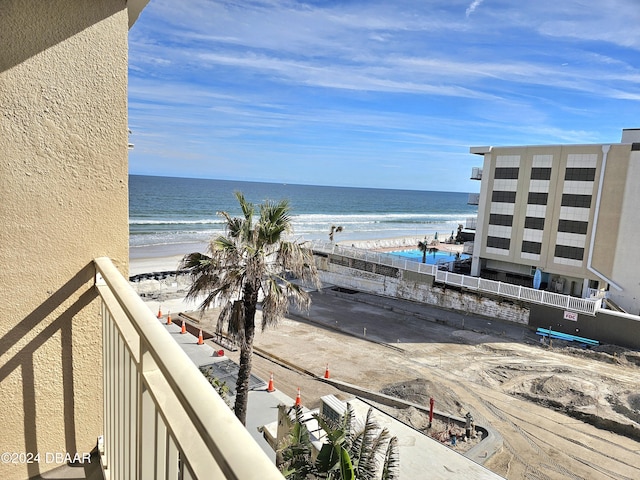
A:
[129, 175, 477, 249]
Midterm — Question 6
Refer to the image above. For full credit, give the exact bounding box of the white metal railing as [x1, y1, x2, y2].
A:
[467, 193, 480, 205]
[465, 217, 477, 230]
[94, 257, 282, 480]
[311, 241, 600, 315]
[471, 167, 483, 180]
[587, 288, 609, 299]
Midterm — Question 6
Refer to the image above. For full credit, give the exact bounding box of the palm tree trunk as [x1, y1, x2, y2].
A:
[234, 284, 258, 425]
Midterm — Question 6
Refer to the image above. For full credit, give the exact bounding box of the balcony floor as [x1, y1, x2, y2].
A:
[31, 450, 102, 480]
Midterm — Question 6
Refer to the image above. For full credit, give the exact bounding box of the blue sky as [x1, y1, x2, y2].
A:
[128, 0, 640, 192]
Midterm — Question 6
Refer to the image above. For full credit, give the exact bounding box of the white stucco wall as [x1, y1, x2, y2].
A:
[611, 150, 640, 315]
[0, 1, 130, 478]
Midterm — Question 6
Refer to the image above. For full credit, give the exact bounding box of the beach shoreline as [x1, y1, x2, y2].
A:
[129, 234, 463, 277]
[129, 242, 207, 276]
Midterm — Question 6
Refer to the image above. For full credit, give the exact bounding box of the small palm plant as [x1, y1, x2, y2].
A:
[278, 404, 399, 479]
[180, 192, 320, 425]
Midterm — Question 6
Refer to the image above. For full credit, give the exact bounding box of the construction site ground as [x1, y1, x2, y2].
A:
[170, 286, 640, 480]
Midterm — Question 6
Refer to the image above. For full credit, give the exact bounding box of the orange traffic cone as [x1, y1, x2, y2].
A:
[324, 363, 330, 379]
[295, 387, 301, 407]
[180, 321, 187, 334]
[166, 311, 172, 325]
[157, 305, 162, 319]
[197, 329, 204, 345]
[267, 373, 275, 393]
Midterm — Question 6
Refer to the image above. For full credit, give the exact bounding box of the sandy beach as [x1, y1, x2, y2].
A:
[129, 241, 208, 276]
[129, 235, 462, 278]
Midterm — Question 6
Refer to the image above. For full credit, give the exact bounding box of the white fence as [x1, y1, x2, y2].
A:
[95, 257, 282, 480]
[471, 167, 483, 180]
[465, 217, 477, 229]
[310, 241, 601, 316]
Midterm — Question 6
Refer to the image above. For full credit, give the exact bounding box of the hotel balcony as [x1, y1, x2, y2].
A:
[468, 193, 480, 205]
[466, 216, 477, 230]
[470, 167, 482, 180]
[94, 257, 282, 480]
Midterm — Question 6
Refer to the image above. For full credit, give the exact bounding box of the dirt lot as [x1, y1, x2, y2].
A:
[166, 286, 640, 480]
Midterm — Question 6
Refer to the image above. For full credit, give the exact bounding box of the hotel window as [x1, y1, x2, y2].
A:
[527, 192, 548, 205]
[524, 217, 545, 230]
[489, 214, 513, 226]
[561, 194, 592, 208]
[558, 220, 588, 235]
[522, 241, 542, 254]
[492, 191, 516, 203]
[555, 245, 584, 261]
[530, 168, 552, 180]
[494, 167, 519, 179]
[487, 236, 510, 250]
[564, 168, 596, 182]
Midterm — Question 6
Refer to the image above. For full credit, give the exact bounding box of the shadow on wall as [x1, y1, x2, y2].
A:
[0, 264, 96, 478]
[1, 0, 119, 74]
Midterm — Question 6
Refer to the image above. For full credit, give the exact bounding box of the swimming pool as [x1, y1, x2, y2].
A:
[389, 249, 469, 264]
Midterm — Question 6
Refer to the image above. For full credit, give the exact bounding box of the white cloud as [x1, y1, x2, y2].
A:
[127, 0, 640, 189]
[466, 0, 484, 18]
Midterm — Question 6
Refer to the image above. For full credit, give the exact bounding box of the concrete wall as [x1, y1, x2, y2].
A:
[320, 263, 530, 325]
[529, 305, 640, 350]
[591, 145, 628, 281]
[0, 1, 130, 478]
[609, 148, 640, 314]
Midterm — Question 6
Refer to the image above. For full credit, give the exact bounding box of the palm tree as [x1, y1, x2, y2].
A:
[417, 238, 428, 264]
[278, 404, 399, 479]
[329, 225, 344, 242]
[180, 192, 320, 425]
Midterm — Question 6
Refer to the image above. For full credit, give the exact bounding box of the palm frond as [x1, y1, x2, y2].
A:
[277, 405, 317, 479]
[276, 241, 321, 290]
[226, 300, 246, 345]
[260, 277, 288, 329]
[381, 437, 399, 480]
[179, 251, 209, 269]
[258, 199, 292, 246]
[235, 191, 254, 222]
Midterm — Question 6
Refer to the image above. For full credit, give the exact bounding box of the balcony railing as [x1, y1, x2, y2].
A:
[468, 193, 480, 205]
[470, 167, 483, 180]
[94, 257, 282, 480]
[465, 216, 477, 230]
[310, 242, 601, 316]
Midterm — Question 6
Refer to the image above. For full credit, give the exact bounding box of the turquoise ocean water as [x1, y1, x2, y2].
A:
[129, 175, 477, 249]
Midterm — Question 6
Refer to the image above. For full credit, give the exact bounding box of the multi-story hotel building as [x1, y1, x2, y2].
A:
[469, 129, 640, 316]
